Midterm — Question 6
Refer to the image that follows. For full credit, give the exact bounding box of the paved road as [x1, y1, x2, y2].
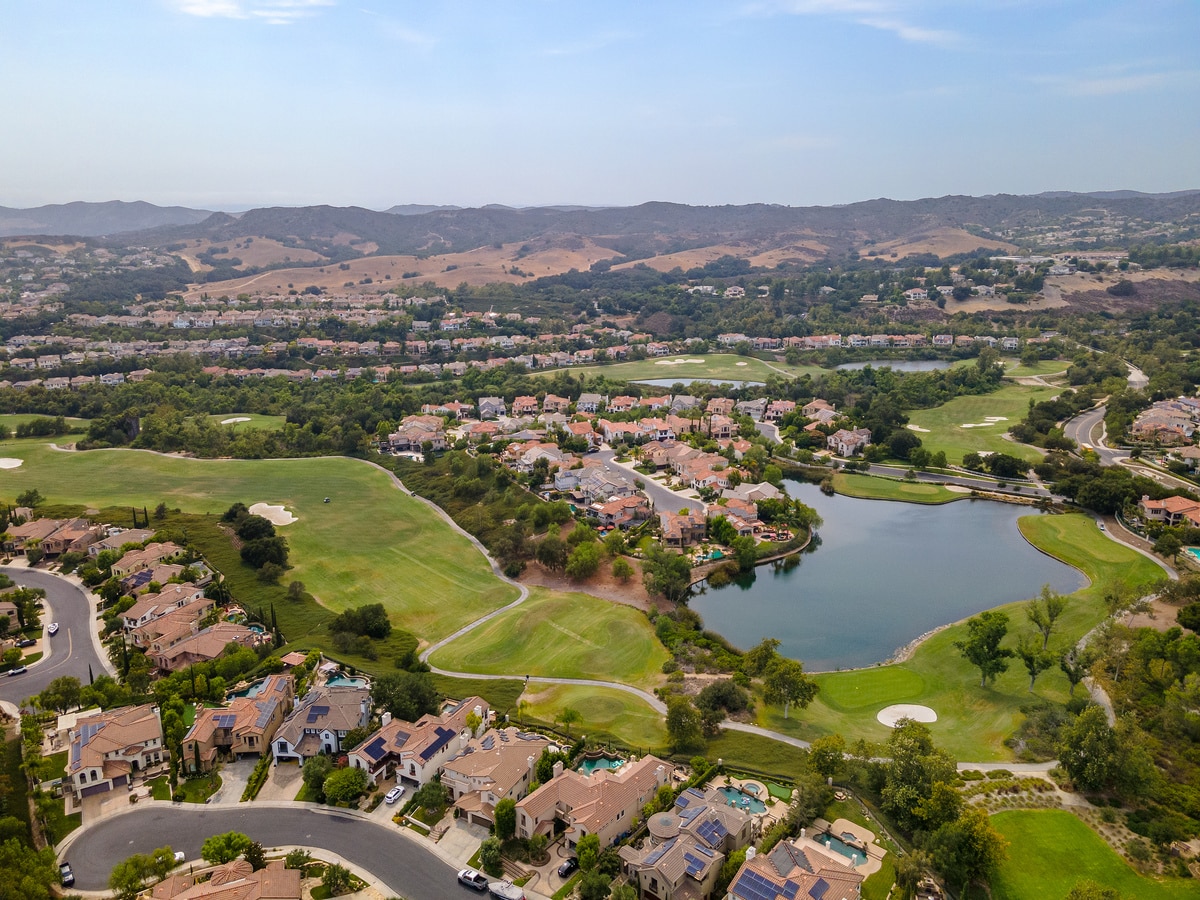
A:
[60, 805, 461, 898]
[592, 447, 694, 514]
[0, 567, 110, 707]
[862, 464, 1055, 499]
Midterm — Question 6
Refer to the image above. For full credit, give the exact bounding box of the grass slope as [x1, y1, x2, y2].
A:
[905, 383, 1055, 464]
[522, 682, 668, 750]
[833, 474, 962, 504]
[203, 413, 287, 430]
[430, 586, 669, 688]
[0, 440, 517, 641]
[991, 810, 1196, 900]
[756, 513, 1166, 760]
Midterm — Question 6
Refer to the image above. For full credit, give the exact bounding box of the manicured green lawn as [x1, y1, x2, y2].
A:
[148, 775, 172, 801]
[43, 750, 68, 781]
[203, 413, 288, 430]
[177, 772, 221, 803]
[701, 730, 809, 778]
[430, 587, 669, 688]
[431, 675, 525, 718]
[756, 513, 1167, 760]
[540, 353, 824, 385]
[0, 440, 518, 641]
[1002, 358, 1070, 377]
[833, 474, 963, 504]
[0, 413, 88, 431]
[905, 383, 1055, 464]
[991, 810, 1197, 900]
[522, 682, 667, 750]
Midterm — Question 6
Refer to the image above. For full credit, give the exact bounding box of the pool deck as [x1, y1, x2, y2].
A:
[806, 817, 886, 877]
[716, 776, 786, 826]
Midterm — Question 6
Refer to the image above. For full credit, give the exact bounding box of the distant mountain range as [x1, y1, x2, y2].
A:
[4, 192, 1198, 266]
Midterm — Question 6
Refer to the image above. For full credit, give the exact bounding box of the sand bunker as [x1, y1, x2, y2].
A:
[0, 458, 23, 469]
[906, 424, 930, 433]
[221, 417, 252, 425]
[944, 484, 972, 493]
[961, 416, 1010, 428]
[984, 416, 1008, 422]
[249, 502, 297, 526]
[654, 358, 706, 366]
[877, 704, 938, 727]
[736, 361, 748, 366]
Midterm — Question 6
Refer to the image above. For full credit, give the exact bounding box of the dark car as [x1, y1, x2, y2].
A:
[457, 868, 488, 892]
[16, 638, 36, 648]
[60, 862, 75, 886]
[557, 857, 579, 878]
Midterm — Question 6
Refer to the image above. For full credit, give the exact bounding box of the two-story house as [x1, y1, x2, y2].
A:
[348, 696, 489, 788]
[272, 685, 372, 764]
[182, 674, 295, 772]
[67, 704, 165, 800]
[441, 727, 556, 829]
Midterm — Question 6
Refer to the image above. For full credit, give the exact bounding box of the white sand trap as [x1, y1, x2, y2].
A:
[959, 422, 996, 428]
[984, 416, 1008, 422]
[221, 417, 252, 425]
[944, 484, 972, 493]
[736, 361, 748, 366]
[0, 458, 23, 469]
[877, 704, 938, 727]
[249, 502, 297, 526]
[906, 424, 930, 433]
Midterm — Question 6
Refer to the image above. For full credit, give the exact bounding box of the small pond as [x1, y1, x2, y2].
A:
[690, 481, 1085, 670]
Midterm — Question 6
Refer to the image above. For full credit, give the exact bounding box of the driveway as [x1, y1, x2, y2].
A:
[255, 760, 303, 802]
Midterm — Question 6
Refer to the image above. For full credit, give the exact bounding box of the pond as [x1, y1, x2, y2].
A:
[634, 378, 765, 388]
[835, 360, 952, 372]
[690, 481, 1085, 670]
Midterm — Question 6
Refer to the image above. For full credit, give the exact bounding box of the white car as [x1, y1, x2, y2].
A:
[385, 786, 405, 804]
[47, 622, 60, 636]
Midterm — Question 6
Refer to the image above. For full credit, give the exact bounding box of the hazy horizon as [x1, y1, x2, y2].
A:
[3, 1, 1197, 209]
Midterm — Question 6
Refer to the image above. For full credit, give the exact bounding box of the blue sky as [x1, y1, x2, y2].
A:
[2, 0, 1197, 210]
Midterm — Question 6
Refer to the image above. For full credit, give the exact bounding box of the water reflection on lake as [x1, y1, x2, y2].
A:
[690, 481, 1085, 670]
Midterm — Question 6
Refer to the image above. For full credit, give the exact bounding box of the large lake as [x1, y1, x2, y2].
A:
[691, 481, 1086, 671]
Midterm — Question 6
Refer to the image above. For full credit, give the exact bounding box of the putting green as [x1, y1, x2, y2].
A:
[0, 439, 518, 641]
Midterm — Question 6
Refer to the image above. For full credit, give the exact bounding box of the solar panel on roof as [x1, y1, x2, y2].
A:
[782, 878, 801, 900]
[809, 878, 829, 900]
[732, 869, 782, 900]
[481, 735, 495, 750]
[214, 713, 237, 728]
[684, 853, 705, 877]
[692, 844, 714, 858]
[420, 726, 456, 762]
[364, 736, 388, 760]
[643, 836, 676, 866]
[307, 705, 330, 723]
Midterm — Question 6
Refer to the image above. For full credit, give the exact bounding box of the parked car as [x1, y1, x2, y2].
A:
[47, 622, 60, 636]
[557, 857, 579, 878]
[173, 851, 186, 863]
[385, 786, 405, 804]
[59, 863, 75, 887]
[16, 638, 35, 648]
[457, 868, 488, 892]
[6, 666, 28, 677]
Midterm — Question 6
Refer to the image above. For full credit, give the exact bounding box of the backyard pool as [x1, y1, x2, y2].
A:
[325, 675, 369, 688]
[718, 786, 766, 814]
[814, 831, 869, 866]
[227, 679, 267, 699]
[578, 753, 625, 775]
[1187, 547, 1200, 563]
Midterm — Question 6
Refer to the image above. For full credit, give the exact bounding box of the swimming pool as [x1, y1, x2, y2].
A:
[1188, 547, 1200, 563]
[578, 754, 625, 775]
[227, 679, 267, 699]
[814, 831, 869, 866]
[718, 786, 766, 814]
[325, 675, 368, 688]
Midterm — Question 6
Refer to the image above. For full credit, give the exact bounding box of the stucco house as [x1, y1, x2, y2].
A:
[348, 696, 489, 788]
[441, 727, 557, 829]
[272, 685, 371, 764]
[67, 704, 165, 799]
[182, 674, 295, 773]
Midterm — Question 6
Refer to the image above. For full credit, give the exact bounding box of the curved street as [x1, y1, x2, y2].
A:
[0, 567, 111, 708]
[58, 804, 461, 898]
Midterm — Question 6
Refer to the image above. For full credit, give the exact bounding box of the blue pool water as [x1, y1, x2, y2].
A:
[718, 786, 766, 814]
[1187, 547, 1200, 563]
[815, 832, 868, 866]
[248, 624, 266, 634]
[227, 679, 266, 699]
[578, 755, 625, 775]
[326, 675, 368, 688]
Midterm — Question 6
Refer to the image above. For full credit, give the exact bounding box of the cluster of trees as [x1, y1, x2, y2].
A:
[222, 502, 289, 579]
[329, 602, 392, 658]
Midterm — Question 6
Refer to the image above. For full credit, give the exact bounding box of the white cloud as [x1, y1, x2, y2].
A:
[171, 0, 334, 25]
[741, 0, 960, 46]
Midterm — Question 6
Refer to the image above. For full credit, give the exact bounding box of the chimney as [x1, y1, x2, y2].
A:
[552, 760, 563, 779]
[360, 698, 368, 719]
[528, 755, 536, 778]
[381, 711, 392, 726]
[459, 731, 469, 750]
[473, 704, 483, 720]
[746, 847, 756, 860]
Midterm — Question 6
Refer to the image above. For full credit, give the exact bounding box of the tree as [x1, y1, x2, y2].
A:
[557, 707, 582, 735]
[413, 778, 449, 815]
[109, 854, 154, 900]
[16, 489, 44, 508]
[149, 846, 178, 881]
[301, 754, 334, 802]
[1016, 636, 1055, 692]
[322, 766, 369, 803]
[610, 885, 639, 900]
[566, 542, 602, 580]
[36, 676, 81, 714]
[666, 696, 704, 753]
[1153, 531, 1183, 563]
[641, 544, 693, 602]
[578, 870, 612, 900]
[612, 557, 634, 582]
[927, 807, 1007, 898]
[536, 534, 568, 571]
[743, 637, 780, 677]
[894, 850, 932, 900]
[577, 833, 601, 872]
[284, 849, 312, 870]
[0, 837, 59, 900]
[1179, 602, 1200, 633]
[243, 841, 267, 871]
[1058, 705, 1124, 793]
[371, 670, 439, 721]
[787, 771, 833, 829]
[762, 658, 818, 719]
[881, 719, 957, 833]
[287, 580, 306, 601]
[483, 795, 514, 842]
[201, 831, 252, 864]
[731, 535, 757, 573]
[322, 863, 352, 896]
[478, 836, 503, 876]
[1059, 646, 1095, 697]
[955, 610, 1014, 687]
[154, 502, 168, 520]
[808, 733, 846, 780]
[1026, 585, 1068, 650]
